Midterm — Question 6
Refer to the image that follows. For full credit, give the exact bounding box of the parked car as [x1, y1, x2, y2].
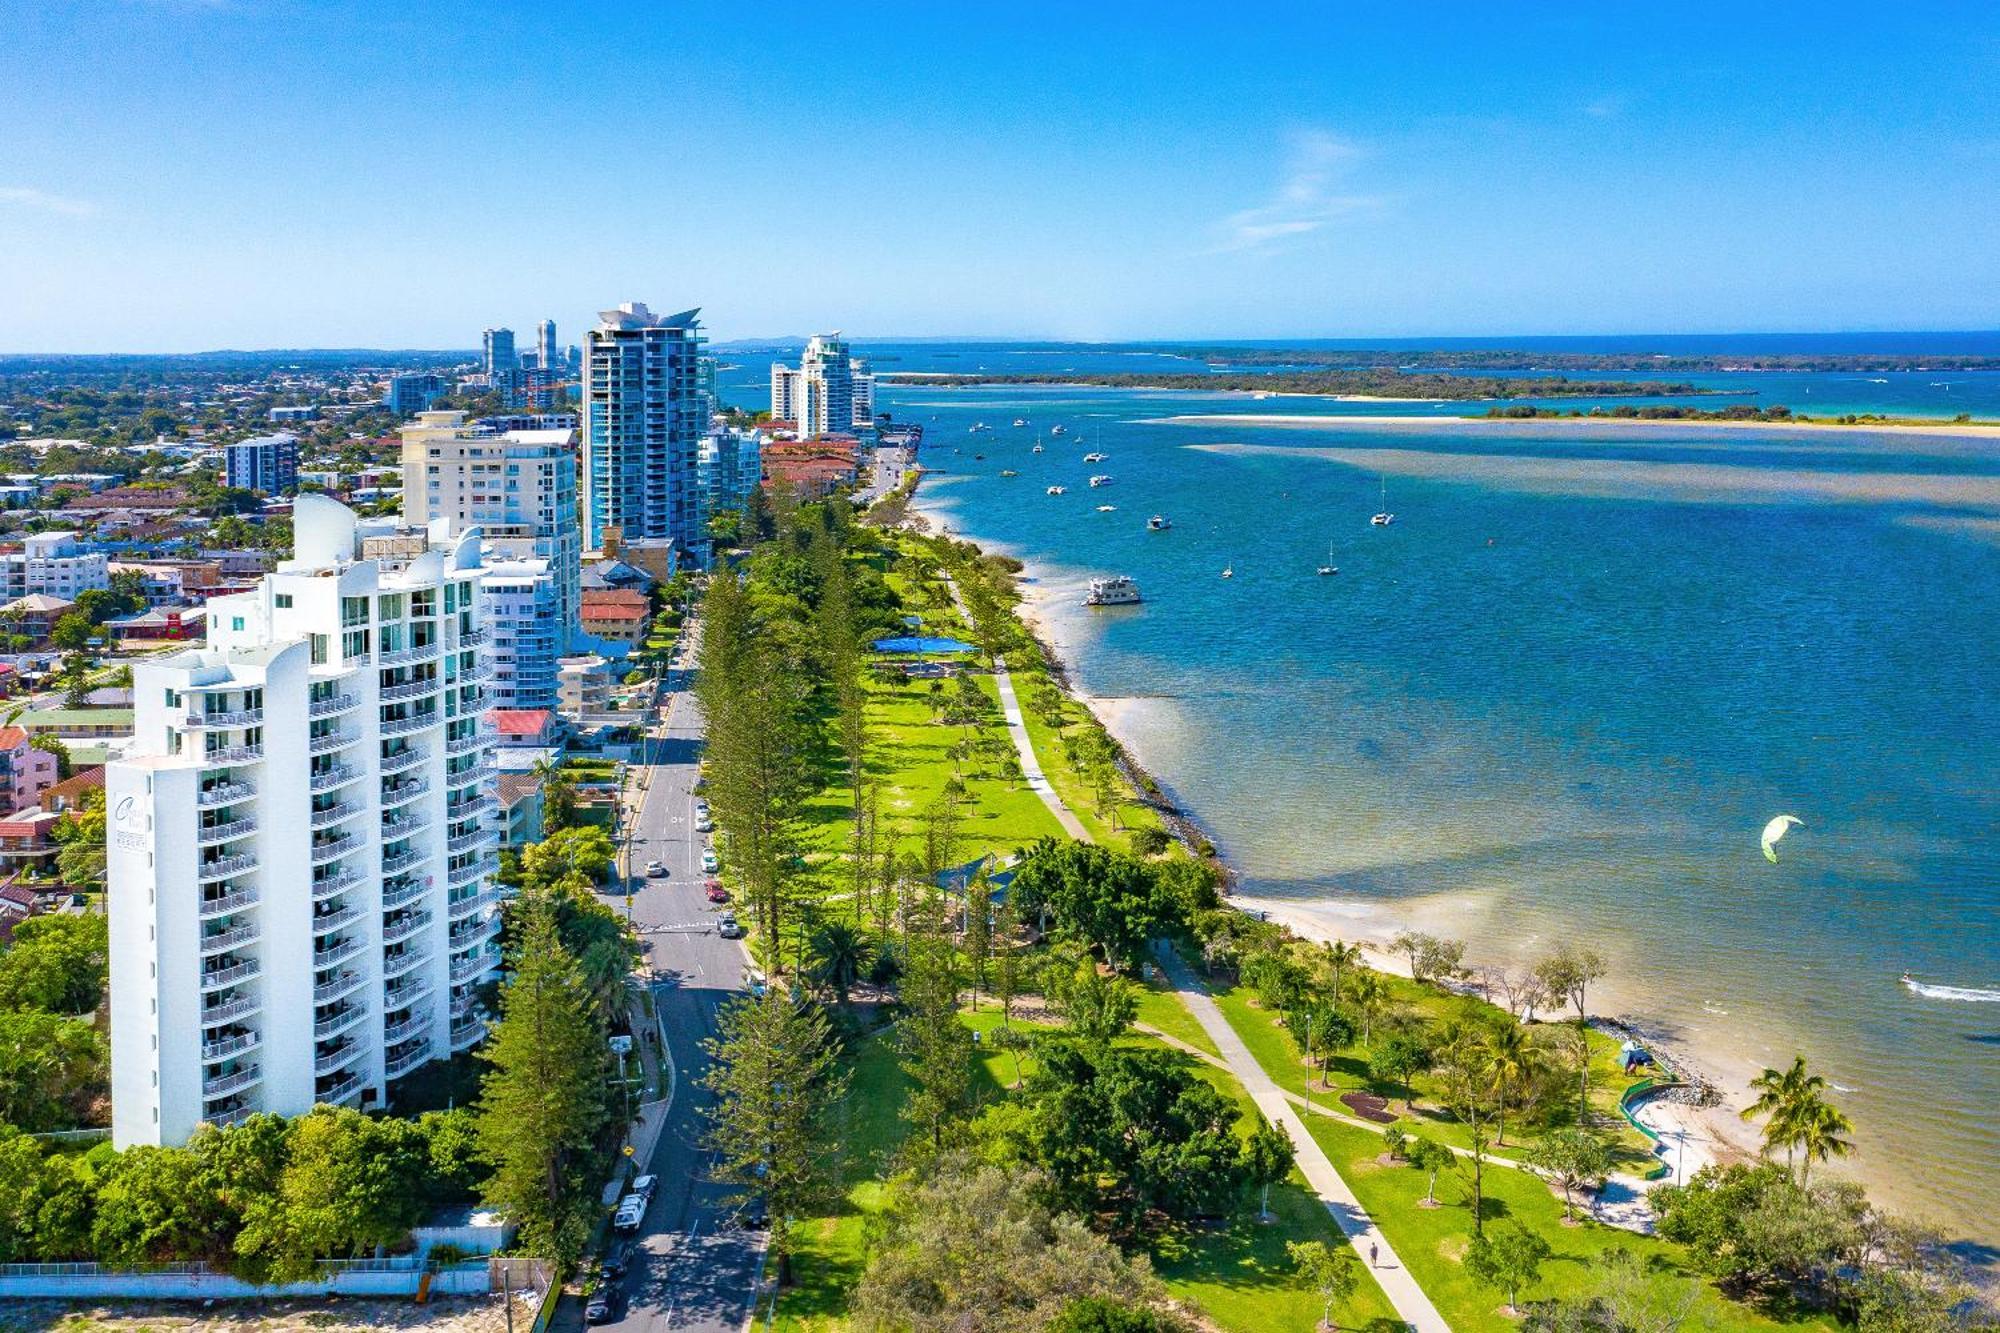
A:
[694, 815, 714, 834]
[585, 1287, 622, 1323]
[705, 881, 730, 904]
[645, 860, 667, 878]
[600, 1239, 631, 1280]
[717, 914, 744, 940]
[613, 1195, 646, 1231]
[630, 1174, 658, 1201]
[701, 848, 719, 874]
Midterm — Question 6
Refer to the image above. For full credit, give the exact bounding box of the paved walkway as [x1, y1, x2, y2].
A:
[991, 656, 1089, 840]
[1158, 951, 1451, 1333]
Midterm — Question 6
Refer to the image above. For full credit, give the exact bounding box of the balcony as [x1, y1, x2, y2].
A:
[449, 915, 501, 953]
[201, 993, 260, 1026]
[309, 764, 359, 792]
[450, 1016, 488, 1051]
[380, 846, 423, 875]
[449, 948, 501, 984]
[309, 802, 362, 830]
[449, 990, 481, 1018]
[447, 853, 498, 888]
[203, 744, 264, 764]
[312, 970, 366, 1006]
[381, 777, 429, 807]
[197, 852, 258, 882]
[447, 827, 495, 856]
[201, 1029, 260, 1062]
[310, 904, 362, 937]
[384, 1042, 432, 1079]
[380, 813, 428, 842]
[384, 977, 431, 1011]
[199, 923, 258, 956]
[454, 628, 489, 648]
[313, 1004, 365, 1041]
[317, 1073, 363, 1106]
[199, 886, 259, 918]
[196, 816, 257, 845]
[197, 781, 255, 807]
[381, 877, 428, 911]
[379, 746, 427, 776]
[447, 794, 496, 821]
[381, 910, 431, 945]
[383, 1012, 430, 1045]
[310, 833, 361, 865]
[313, 1041, 362, 1076]
[200, 958, 260, 992]
[309, 730, 357, 756]
[205, 1103, 257, 1129]
[311, 936, 363, 971]
[380, 712, 440, 738]
[202, 1065, 262, 1099]
[383, 946, 431, 979]
[309, 692, 358, 717]
[379, 678, 438, 703]
[311, 866, 363, 901]
[447, 887, 500, 920]
[445, 732, 492, 757]
[186, 706, 263, 729]
[380, 641, 440, 666]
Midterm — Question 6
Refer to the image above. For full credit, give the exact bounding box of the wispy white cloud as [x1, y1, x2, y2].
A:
[1208, 130, 1383, 255]
[0, 186, 100, 218]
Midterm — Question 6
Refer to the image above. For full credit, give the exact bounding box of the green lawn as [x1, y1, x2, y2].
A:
[1131, 974, 1220, 1059]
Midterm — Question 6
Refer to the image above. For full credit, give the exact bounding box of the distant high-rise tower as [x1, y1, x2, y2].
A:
[850, 357, 875, 427]
[536, 320, 558, 372]
[770, 364, 800, 424]
[797, 333, 854, 438]
[581, 302, 705, 556]
[482, 328, 517, 378]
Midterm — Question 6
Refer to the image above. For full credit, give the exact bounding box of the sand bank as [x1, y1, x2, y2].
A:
[1155, 411, 2000, 439]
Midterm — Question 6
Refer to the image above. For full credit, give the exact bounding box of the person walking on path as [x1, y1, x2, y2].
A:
[1369, 1242, 1379, 1269]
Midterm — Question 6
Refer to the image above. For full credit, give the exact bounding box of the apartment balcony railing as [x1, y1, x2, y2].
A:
[200, 957, 260, 992]
[205, 1103, 257, 1129]
[449, 948, 501, 984]
[381, 777, 429, 807]
[317, 1073, 363, 1106]
[454, 628, 489, 648]
[383, 977, 431, 1012]
[382, 1012, 430, 1045]
[310, 833, 361, 866]
[308, 692, 358, 717]
[379, 747, 426, 776]
[309, 802, 362, 830]
[196, 816, 257, 845]
[380, 813, 428, 842]
[311, 866, 363, 901]
[198, 923, 258, 956]
[200, 993, 260, 1027]
[313, 1005, 365, 1041]
[447, 887, 500, 920]
[202, 1065, 262, 1099]
[381, 877, 428, 911]
[449, 990, 480, 1018]
[383, 946, 431, 979]
[199, 886, 258, 919]
[201, 1030, 260, 1063]
[310, 936, 363, 972]
[449, 915, 501, 954]
[196, 781, 255, 807]
[447, 794, 496, 821]
[384, 1043, 432, 1079]
[445, 732, 492, 757]
[447, 827, 495, 855]
[187, 706, 263, 729]
[380, 641, 440, 666]
[379, 678, 438, 703]
[379, 712, 439, 738]
[380, 846, 423, 875]
[313, 1041, 362, 1076]
[447, 853, 498, 888]
[310, 904, 362, 937]
[309, 763, 359, 792]
[308, 730, 357, 755]
[456, 688, 490, 713]
[381, 910, 431, 946]
[197, 852, 258, 882]
[450, 1016, 488, 1051]
[312, 970, 366, 1006]
[203, 744, 264, 766]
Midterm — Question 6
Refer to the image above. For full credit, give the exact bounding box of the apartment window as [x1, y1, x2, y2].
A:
[275, 593, 292, 609]
[310, 633, 329, 666]
[164, 688, 179, 708]
[341, 596, 368, 628]
[231, 617, 245, 632]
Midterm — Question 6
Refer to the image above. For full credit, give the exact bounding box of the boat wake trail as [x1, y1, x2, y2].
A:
[1904, 978, 2000, 1003]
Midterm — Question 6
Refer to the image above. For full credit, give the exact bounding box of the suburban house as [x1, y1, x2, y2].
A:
[579, 589, 651, 647]
[490, 708, 563, 749]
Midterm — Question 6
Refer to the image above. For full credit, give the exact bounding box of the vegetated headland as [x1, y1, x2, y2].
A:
[879, 369, 1707, 399]
[1101, 347, 2000, 374]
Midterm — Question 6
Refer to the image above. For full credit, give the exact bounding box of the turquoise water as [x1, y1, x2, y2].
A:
[875, 379, 2000, 1241]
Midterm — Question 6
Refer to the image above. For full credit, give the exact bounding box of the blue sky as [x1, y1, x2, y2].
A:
[2, 1, 1997, 351]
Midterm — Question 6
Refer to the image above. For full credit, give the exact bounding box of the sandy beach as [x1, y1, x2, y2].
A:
[1155, 411, 2000, 439]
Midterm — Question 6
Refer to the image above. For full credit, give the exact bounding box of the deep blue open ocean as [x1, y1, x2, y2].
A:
[719, 339, 2000, 1239]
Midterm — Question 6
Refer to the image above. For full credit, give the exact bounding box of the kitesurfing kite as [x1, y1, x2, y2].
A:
[1761, 814, 1804, 863]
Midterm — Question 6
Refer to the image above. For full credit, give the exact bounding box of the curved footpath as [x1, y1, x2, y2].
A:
[982, 646, 1449, 1333]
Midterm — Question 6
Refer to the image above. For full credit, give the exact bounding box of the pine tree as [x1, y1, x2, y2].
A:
[897, 898, 971, 1151]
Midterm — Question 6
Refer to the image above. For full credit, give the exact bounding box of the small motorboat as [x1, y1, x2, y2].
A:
[1083, 451, 1107, 463]
[1088, 474, 1113, 487]
[999, 469, 1018, 477]
[1051, 424, 1068, 436]
[1032, 444, 1043, 453]
[1046, 485, 1066, 495]
[1013, 418, 1028, 428]
[1147, 515, 1171, 532]
[1220, 565, 1233, 579]
[1096, 504, 1116, 513]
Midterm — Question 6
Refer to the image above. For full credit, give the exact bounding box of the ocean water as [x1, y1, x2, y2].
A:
[840, 370, 2000, 1242]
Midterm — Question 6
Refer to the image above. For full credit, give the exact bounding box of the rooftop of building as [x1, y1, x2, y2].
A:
[490, 708, 556, 736]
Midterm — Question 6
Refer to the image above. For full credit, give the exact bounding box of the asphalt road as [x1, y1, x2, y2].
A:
[588, 634, 767, 1333]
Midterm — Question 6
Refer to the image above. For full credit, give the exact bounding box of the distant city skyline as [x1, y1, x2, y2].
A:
[3, 1, 1997, 351]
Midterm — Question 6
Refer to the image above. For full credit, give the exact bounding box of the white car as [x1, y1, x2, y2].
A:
[613, 1197, 646, 1232]
[694, 814, 714, 834]
[701, 848, 719, 874]
[645, 860, 667, 878]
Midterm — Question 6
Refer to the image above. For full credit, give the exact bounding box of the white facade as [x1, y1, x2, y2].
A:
[108, 495, 503, 1148]
[399, 410, 580, 709]
[796, 333, 854, 438]
[581, 302, 705, 556]
[770, 364, 800, 424]
[1, 531, 110, 601]
[850, 357, 874, 428]
[697, 427, 764, 529]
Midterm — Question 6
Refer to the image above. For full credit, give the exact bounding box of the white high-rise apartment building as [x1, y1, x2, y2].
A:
[0, 530, 109, 601]
[107, 495, 503, 1147]
[769, 364, 800, 425]
[535, 319, 559, 372]
[796, 333, 854, 438]
[399, 410, 580, 708]
[850, 357, 875, 428]
[582, 302, 705, 556]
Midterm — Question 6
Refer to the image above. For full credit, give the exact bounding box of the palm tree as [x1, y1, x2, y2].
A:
[1345, 970, 1387, 1049]
[1320, 940, 1363, 998]
[1482, 1022, 1537, 1146]
[1742, 1055, 1846, 1183]
[808, 920, 874, 1006]
[1793, 1098, 1855, 1187]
